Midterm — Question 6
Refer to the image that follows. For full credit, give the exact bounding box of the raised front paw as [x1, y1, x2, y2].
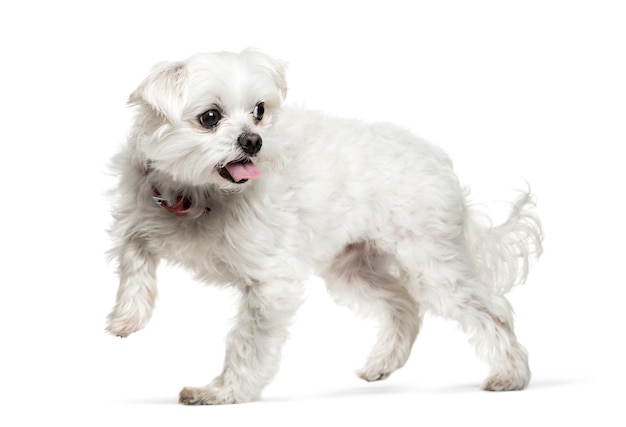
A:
[106, 306, 151, 338]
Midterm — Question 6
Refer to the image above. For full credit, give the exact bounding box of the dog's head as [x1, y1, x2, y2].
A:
[128, 49, 288, 189]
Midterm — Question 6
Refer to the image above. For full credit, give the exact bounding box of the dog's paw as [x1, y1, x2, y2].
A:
[482, 372, 529, 391]
[179, 386, 237, 405]
[105, 307, 150, 338]
[357, 368, 391, 382]
[357, 350, 409, 382]
[356, 359, 397, 382]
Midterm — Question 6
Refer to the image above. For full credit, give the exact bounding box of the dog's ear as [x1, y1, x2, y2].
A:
[128, 61, 188, 122]
[242, 49, 288, 100]
[268, 57, 288, 101]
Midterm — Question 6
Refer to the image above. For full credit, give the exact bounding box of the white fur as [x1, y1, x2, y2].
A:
[106, 49, 544, 404]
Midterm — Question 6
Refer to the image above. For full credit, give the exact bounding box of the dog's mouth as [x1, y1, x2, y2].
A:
[218, 159, 262, 184]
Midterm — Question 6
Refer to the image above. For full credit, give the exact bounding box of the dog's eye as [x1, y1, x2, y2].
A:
[198, 109, 222, 129]
[253, 102, 265, 122]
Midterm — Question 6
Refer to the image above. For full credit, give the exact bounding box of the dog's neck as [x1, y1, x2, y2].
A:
[150, 184, 211, 217]
[144, 161, 211, 218]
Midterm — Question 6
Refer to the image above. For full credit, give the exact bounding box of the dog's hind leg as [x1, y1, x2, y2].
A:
[448, 281, 530, 391]
[324, 242, 421, 382]
[439, 280, 530, 391]
[401, 240, 531, 391]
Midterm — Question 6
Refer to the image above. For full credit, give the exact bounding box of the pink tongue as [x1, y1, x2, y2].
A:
[225, 160, 262, 182]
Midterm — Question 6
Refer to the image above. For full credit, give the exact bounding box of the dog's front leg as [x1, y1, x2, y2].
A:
[106, 238, 159, 338]
[179, 280, 303, 405]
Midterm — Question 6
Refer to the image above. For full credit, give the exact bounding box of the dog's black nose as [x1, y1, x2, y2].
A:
[238, 133, 262, 156]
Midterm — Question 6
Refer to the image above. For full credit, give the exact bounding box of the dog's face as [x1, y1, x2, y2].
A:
[129, 49, 288, 189]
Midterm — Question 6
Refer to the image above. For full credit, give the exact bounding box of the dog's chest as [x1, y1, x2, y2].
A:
[150, 205, 302, 284]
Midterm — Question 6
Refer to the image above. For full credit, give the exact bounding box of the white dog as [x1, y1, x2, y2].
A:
[106, 49, 543, 405]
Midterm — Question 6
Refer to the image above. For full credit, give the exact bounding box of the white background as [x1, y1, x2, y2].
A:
[1, 0, 625, 425]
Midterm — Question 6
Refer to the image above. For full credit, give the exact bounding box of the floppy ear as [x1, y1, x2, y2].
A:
[266, 56, 288, 101]
[128, 61, 188, 122]
[241, 48, 288, 100]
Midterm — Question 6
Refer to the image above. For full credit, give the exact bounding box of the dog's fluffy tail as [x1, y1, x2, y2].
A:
[464, 189, 544, 294]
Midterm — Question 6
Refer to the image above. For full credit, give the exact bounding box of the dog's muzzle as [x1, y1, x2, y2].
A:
[216, 133, 264, 184]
